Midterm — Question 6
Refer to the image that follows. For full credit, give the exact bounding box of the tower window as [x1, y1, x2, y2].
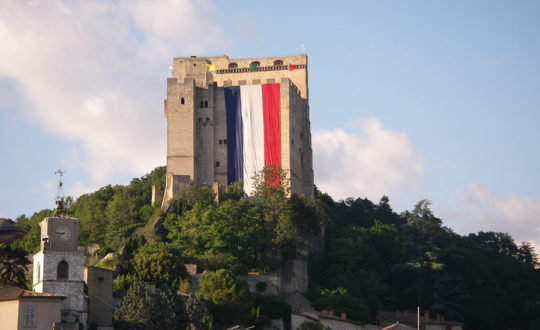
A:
[250, 61, 260, 67]
[181, 97, 185, 104]
[228, 63, 238, 69]
[215, 161, 220, 167]
[200, 100, 204, 108]
[57, 260, 68, 280]
[219, 140, 223, 144]
[223, 139, 227, 144]
[274, 60, 283, 65]
[204, 100, 208, 108]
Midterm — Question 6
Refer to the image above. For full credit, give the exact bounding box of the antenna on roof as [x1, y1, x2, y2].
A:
[53, 169, 66, 216]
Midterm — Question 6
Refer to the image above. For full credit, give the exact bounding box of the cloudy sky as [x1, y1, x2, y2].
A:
[1, 0, 539, 248]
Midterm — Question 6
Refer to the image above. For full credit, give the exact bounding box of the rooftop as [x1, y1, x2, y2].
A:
[0, 285, 65, 301]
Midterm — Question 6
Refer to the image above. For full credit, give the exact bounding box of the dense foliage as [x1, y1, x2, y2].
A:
[0, 242, 30, 288]
[113, 281, 185, 330]
[309, 191, 540, 329]
[163, 167, 324, 274]
[4, 166, 540, 329]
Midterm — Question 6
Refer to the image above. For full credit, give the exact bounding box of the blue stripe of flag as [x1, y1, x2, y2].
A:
[224, 86, 243, 185]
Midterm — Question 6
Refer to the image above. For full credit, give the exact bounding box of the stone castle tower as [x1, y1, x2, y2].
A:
[163, 54, 313, 204]
[32, 216, 88, 325]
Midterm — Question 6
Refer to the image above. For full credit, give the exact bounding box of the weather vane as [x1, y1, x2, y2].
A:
[53, 168, 66, 215]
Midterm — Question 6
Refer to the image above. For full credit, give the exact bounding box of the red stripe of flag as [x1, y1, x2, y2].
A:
[262, 83, 281, 187]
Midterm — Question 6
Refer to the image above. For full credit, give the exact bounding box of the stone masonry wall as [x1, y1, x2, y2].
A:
[164, 55, 314, 201]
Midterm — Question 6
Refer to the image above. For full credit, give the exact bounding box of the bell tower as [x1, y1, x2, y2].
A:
[32, 170, 88, 326]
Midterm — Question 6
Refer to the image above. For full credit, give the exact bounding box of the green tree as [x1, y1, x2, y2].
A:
[11, 210, 52, 253]
[69, 185, 120, 246]
[196, 269, 251, 327]
[145, 166, 166, 190]
[251, 165, 302, 260]
[312, 287, 369, 323]
[113, 281, 185, 330]
[131, 242, 187, 289]
[0, 243, 30, 288]
[185, 294, 213, 330]
[167, 185, 215, 216]
[297, 320, 331, 330]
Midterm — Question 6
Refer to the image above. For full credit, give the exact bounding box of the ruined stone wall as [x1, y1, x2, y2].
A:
[280, 258, 308, 293]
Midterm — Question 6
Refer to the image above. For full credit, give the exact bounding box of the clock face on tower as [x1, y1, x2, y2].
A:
[55, 226, 71, 241]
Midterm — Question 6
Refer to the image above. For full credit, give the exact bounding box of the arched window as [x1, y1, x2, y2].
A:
[228, 62, 238, 69]
[57, 261, 68, 280]
[200, 100, 204, 108]
[273, 60, 283, 65]
[250, 61, 260, 67]
[181, 97, 185, 104]
[204, 100, 208, 108]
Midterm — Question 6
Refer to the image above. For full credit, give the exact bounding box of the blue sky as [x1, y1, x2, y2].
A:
[1, 0, 539, 247]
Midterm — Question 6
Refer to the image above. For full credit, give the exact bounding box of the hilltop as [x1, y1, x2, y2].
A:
[3, 166, 540, 329]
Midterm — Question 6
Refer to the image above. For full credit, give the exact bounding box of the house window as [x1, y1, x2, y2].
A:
[215, 162, 220, 167]
[57, 260, 68, 280]
[24, 305, 36, 327]
[228, 62, 238, 68]
[273, 60, 283, 65]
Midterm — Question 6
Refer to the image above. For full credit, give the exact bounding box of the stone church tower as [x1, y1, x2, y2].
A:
[32, 216, 88, 325]
[163, 54, 314, 205]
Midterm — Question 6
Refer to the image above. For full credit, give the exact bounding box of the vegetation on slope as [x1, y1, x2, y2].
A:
[3, 165, 540, 329]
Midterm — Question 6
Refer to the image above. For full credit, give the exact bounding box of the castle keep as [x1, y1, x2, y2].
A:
[163, 55, 314, 203]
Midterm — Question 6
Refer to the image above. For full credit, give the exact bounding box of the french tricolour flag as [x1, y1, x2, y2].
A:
[225, 83, 281, 195]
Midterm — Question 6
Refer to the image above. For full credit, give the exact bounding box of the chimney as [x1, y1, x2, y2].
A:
[329, 310, 334, 317]
[322, 310, 328, 315]
[341, 312, 346, 320]
[424, 310, 430, 320]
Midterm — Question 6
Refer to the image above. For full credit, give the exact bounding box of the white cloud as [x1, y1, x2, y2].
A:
[312, 117, 423, 203]
[438, 183, 540, 248]
[0, 0, 224, 188]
